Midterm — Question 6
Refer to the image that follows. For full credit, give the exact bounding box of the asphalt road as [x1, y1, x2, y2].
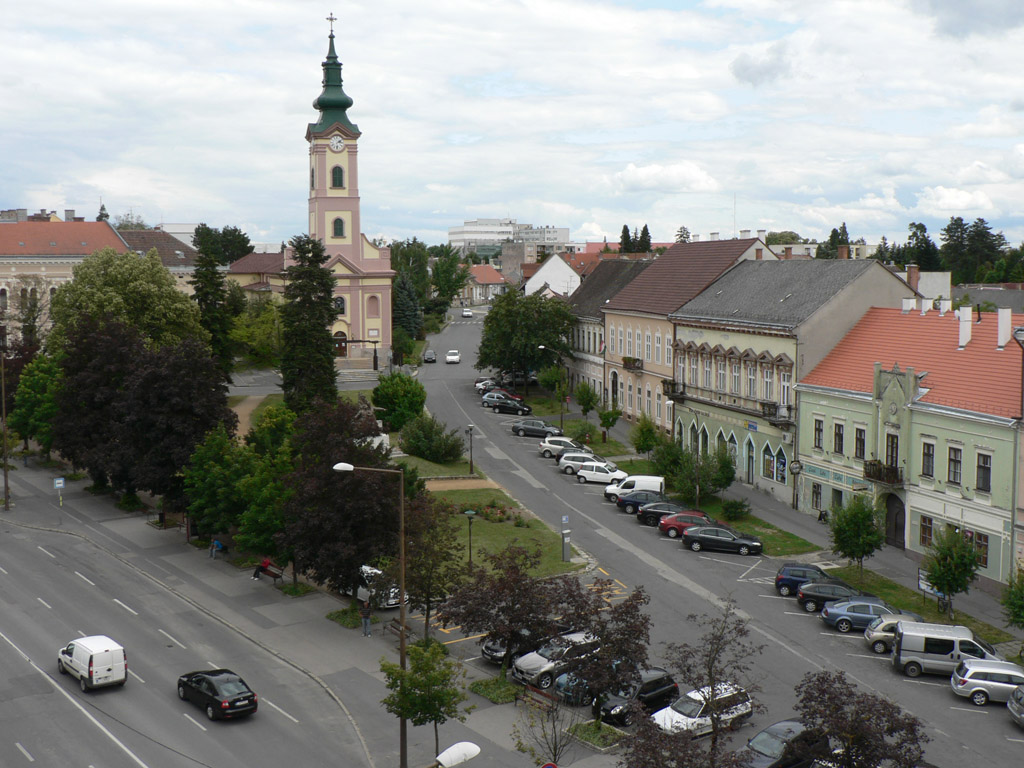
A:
[421, 308, 1024, 767]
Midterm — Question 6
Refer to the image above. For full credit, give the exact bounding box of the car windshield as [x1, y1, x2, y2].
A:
[747, 729, 789, 758]
[866, 617, 884, 631]
[538, 642, 568, 660]
[977, 637, 996, 655]
[671, 697, 705, 718]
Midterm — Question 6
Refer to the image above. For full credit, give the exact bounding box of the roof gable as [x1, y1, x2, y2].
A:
[469, 263, 506, 285]
[567, 259, 654, 318]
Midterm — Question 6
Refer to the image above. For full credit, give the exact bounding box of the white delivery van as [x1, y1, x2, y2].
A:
[58, 635, 127, 691]
[891, 621, 1001, 678]
[604, 475, 665, 502]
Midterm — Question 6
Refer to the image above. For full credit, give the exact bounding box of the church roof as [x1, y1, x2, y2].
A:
[0, 221, 126, 257]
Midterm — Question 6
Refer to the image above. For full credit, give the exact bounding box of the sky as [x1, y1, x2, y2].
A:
[4, 0, 1024, 249]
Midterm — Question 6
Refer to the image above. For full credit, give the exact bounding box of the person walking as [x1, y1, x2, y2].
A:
[252, 556, 272, 580]
[359, 601, 372, 637]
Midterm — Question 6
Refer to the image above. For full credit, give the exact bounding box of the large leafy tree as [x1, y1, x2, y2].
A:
[390, 237, 431, 305]
[574, 380, 600, 423]
[50, 247, 206, 349]
[280, 235, 338, 413]
[9, 351, 62, 455]
[893, 222, 941, 271]
[1002, 565, 1024, 658]
[230, 295, 282, 367]
[190, 223, 251, 372]
[794, 670, 928, 768]
[183, 424, 251, 536]
[279, 398, 393, 591]
[925, 525, 981, 618]
[828, 495, 885, 580]
[372, 371, 426, 432]
[476, 291, 576, 388]
[430, 244, 471, 312]
[764, 231, 806, 245]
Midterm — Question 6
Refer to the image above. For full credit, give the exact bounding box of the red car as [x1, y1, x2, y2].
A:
[489, 387, 524, 402]
[658, 511, 715, 539]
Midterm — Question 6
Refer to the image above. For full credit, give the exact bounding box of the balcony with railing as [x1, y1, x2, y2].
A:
[760, 401, 795, 427]
[662, 379, 685, 403]
[622, 356, 644, 372]
[863, 460, 903, 485]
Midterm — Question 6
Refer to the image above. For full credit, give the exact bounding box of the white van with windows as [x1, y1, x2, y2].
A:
[57, 635, 127, 691]
[604, 475, 665, 502]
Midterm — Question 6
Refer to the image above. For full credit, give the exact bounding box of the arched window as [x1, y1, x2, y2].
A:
[0, 289, 6, 310]
[627, 380, 634, 410]
[689, 424, 699, 452]
[331, 166, 345, 188]
[49, 287, 57, 300]
[700, 427, 709, 454]
[333, 218, 345, 237]
[367, 295, 380, 318]
[626, 329, 633, 357]
[775, 448, 787, 484]
[334, 296, 346, 314]
[728, 434, 738, 458]
[656, 390, 662, 420]
[19, 288, 27, 307]
[762, 444, 775, 479]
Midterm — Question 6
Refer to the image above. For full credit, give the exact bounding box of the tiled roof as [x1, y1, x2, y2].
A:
[119, 229, 198, 268]
[0, 221, 126, 256]
[672, 260, 888, 327]
[521, 263, 541, 280]
[230, 251, 286, 274]
[583, 241, 675, 255]
[604, 239, 760, 315]
[568, 259, 654, 319]
[469, 264, 506, 285]
[800, 307, 1023, 419]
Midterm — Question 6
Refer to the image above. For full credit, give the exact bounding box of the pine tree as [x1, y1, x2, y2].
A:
[392, 272, 422, 339]
[619, 224, 632, 253]
[637, 224, 652, 253]
[96, 203, 109, 222]
[674, 226, 690, 244]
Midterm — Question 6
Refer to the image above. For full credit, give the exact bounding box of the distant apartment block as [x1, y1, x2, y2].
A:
[448, 218, 572, 257]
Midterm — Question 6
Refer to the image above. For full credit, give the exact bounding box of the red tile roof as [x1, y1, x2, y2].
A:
[469, 264, 506, 285]
[801, 307, 1023, 419]
[604, 239, 760, 315]
[230, 251, 286, 275]
[583, 241, 675, 255]
[521, 263, 541, 280]
[119, 229, 198, 268]
[0, 221, 126, 256]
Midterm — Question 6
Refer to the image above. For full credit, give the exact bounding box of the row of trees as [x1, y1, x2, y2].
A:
[390, 238, 471, 357]
[619, 224, 653, 253]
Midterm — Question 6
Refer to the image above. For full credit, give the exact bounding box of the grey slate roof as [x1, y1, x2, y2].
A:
[670, 259, 888, 327]
[567, 258, 653, 319]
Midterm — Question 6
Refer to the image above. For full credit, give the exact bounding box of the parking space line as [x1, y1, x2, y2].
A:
[129, 669, 146, 683]
[183, 713, 208, 731]
[757, 594, 789, 600]
[902, 679, 945, 687]
[738, 560, 764, 580]
[1007, 737, 1024, 743]
[846, 654, 888, 660]
[822, 633, 860, 640]
[950, 706, 988, 714]
[442, 632, 487, 646]
[783, 612, 817, 617]
[597, 567, 609, 576]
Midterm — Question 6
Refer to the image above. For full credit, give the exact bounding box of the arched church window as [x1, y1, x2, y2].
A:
[367, 295, 380, 318]
[310, 167, 315, 190]
[331, 166, 345, 188]
[333, 218, 345, 237]
[334, 296, 346, 314]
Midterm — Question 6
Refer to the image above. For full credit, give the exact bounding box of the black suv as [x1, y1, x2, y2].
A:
[596, 667, 680, 725]
[796, 578, 867, 613]
[774, 563, 829, 597]
[616, 490, 669, 514]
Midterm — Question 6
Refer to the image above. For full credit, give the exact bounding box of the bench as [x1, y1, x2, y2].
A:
[384, 617, 413, 641]
[516, 684, 559, 712]
[264, 562, 285, 585]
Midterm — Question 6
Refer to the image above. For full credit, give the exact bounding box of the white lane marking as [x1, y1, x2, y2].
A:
[37, 546, 56, 559]
[113, 599, 138, 616]
[784, 612, 817, 617]
[738, 560, 764, 580]
[950, 706, 988, 714]
[0, 565, 8, 574]
[822, 633, 861, 640]
[128, 669, 145, 683]
[1007, 737, 1024, 743]
[847, 654, 889, 660]
[183, 713, 208, 731]
[158, 629, 186, 649]
[758, 594, 789, 600]
[37, 598, 52, 609]
[75, 571, 96, 586]
[15, 742, 34, 762]
[0, 630, 152, 768]
[902, 679, 945, 687]
[265, 699, 300, 723]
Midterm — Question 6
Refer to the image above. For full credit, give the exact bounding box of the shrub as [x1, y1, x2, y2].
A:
[565, 421, 594, 444]
[399, 413, 465, 463]
[422, 314, 443, 336]
[721, 498, 751, 521]
[372, 372, 427, 432]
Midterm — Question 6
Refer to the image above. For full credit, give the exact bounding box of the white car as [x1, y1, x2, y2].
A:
[575, 462, 627, 484]
[651, 683, 751, 736]
[445, 350, 461, 364]
[461, 308, 473, 318]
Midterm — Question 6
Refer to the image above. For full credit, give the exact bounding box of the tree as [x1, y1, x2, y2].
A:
[13, 276, 53, 348]
[398, 413, 464, 463]
[828, 495, 885, 580]
[96, 204, 109, 222]
[380, 641, 469, 757]
[372, 372, 427, 432]
[904, 222, 941, 271]
[280, 235, 337, 413]
[925, 525, 981, 618]
[512, 694, 588, 767]
[794, 670, 928, 768]
[1002, 565, 1024, 658]
[10, 352, 62, 456]
[664, 599, 764, 760]
[230, 295, 282, 367]
[398, 495, 464, 638]
[673, 447, 719, 508]
[872, 235, 891, 262]
[391, 326, 414, 366]
[390, 238, 431, 305]
[675, 226, 691, 244]
[236, 442, 295, 570]
[183, 424, 251, 536]
[630, 414, 661, 459]
[815, 223, 850, 259]
[49, 247, 206, 350]
[598, 403, 622, 441]
[191, 223, 251, 371]
[764, 231, 805, 246]
[392, 272, 423, 340]
[280, 398, 393, 592]
[710, 444, 736, 499]
[620, 224, 633, 253]
[538, 365, 569, 429]
[967, 217, 1007, 282]
[637, 224, 652, 253]
[574, 381, 600, 423]
[113, 212, 151, 230]
[430, 244, 471, 311]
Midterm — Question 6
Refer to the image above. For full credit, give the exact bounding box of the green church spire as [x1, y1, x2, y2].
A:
[310, 30, 359, 135]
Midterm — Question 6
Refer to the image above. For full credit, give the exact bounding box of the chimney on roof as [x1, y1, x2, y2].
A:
[710, 232, 719, 241]
[784, 246, 792, 258]
[939, 299, 952, 316]
[997, 307, 1011, 348]
[838, 245, 849, 259]
[740, 229, 750, 239]
[902, 298, 916, 313]
[64, 209, 75, 221]
[958, 307, 972, 348]
[906, 263, 920, 291]
[919, 298, 929, 316]
[757, 229, 766, 240]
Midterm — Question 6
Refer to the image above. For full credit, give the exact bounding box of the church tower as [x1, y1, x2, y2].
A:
[306, 21, 392, 362]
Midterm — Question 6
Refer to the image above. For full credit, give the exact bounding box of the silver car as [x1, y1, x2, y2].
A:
[951, 658, 1024, 706]
[558, 452, 612, 475]
[1009, 684, 1024, 727]
[863, 614, 905, 654]
[510, 631, 599, 690]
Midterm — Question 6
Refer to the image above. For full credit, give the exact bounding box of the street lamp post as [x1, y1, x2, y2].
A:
[465, 424, 474, 475]
[464, 509, 476, 568]
[333, 461, 407, 768]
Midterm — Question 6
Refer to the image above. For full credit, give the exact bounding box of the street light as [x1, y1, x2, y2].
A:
[464, 509, 477, 568]
[333, 461, 408, 768]
[465, 424, 475, 475]
[430, 741, 481, 768]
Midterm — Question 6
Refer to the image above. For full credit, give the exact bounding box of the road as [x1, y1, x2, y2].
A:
[421, 307, 1024, 767]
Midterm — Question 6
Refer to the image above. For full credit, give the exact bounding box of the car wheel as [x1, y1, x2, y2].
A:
[206, 704, 218, 721]
[58, 659, 66, 675]
[624, 503, 637, 514]
[971, 690, 989, 706]
[516, 428, 525, 436]
[903, 662, 922, 678]
[802, 599, 819, 613]
[689, 541, 702, 552]
[871, 640, 889, 654]
[738, 545, 751, 556]
[178, 684, 187, 700]
[577, 475, 587, 484]
[493, 407, 500, 413]
[835, 618, 853, 633]
[80, 676, 89, 692]
[542, 450, 552, 458]
[537, 673, 553, 690]
[622, 711, 634, 726]
[518, 409, 527, 416]
[643, 515, 657, 527]
[563, 465, 574, 474]
[777, 584, 793, 597]
[666, 527, 679, 539]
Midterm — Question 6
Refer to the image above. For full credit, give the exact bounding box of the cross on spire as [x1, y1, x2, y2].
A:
[326, 12, 337, 33]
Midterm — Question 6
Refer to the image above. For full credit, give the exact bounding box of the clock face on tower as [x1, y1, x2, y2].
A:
[329, 136, 345, 152]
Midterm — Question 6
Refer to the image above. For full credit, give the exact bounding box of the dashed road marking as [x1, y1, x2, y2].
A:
[183, 713, 207, 731]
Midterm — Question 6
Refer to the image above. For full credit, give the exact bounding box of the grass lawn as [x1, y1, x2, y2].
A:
[338, 389, 374, 404]
[432, 487, 521, 510]
[569, 720, 626, 749]
[250, 393, 285, 421]
[732, 515, 819, 557]
[469, 677, 518, 704]
[560, 420, 629, 456]
[227, 395, 245, 408]
[617, 458, 655, 475]
[397, 455, 477, 477]
[829, 565, 1015, 645]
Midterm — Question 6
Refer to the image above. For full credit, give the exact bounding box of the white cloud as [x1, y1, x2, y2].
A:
[916, 186, 995, 216]
[611, 162, 720, 194]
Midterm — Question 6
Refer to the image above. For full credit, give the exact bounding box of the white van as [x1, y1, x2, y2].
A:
[892, 621, 1002, 678]
[604, 475, 665, 502]
[57, 635, 127, 691]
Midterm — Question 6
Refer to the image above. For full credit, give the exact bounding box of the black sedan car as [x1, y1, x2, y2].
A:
[682, 525, 763, 556]
[615, 490, 669, 515]
[636, 501, 687, 527]
[596, 667, 679, 726]
[739, 720, 829, 768]
[177, 669, 258, 721]
[422, 349, 436, 363]
[490, 398, 532, 416]
[795, 578, 867, 613]
[511, 418, 562, 438]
